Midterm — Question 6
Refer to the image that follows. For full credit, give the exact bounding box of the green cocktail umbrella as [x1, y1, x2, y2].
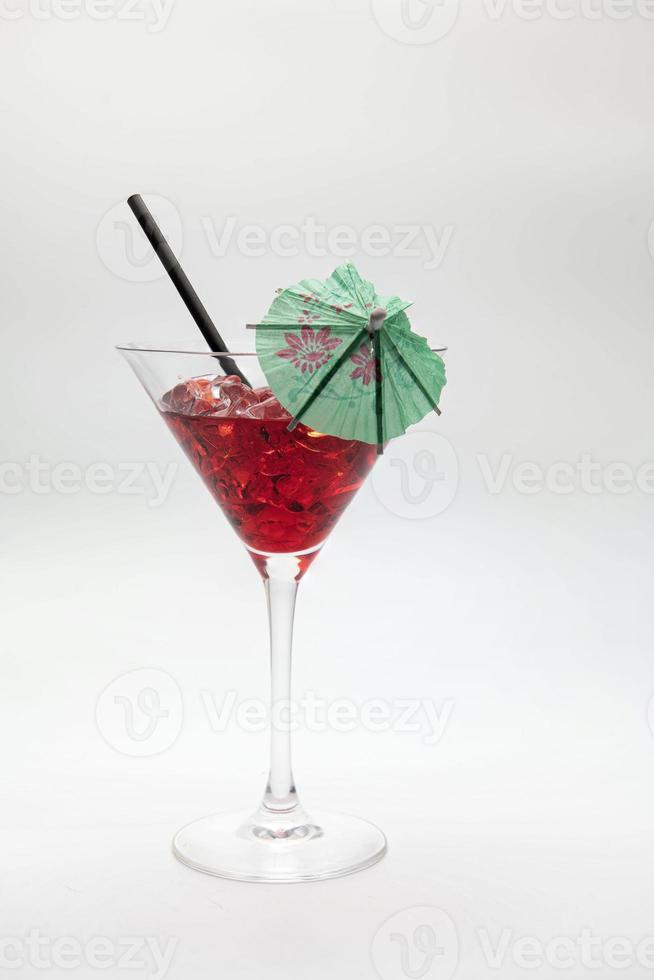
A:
[252, 263, 446, 450]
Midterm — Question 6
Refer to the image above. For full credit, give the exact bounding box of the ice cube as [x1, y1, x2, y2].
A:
[231, 391, 261, 416]
[254, 386, 274, 402]
[215, 375, 246, 399]
[162, 375, 284, 420]
[162, 377, 219, 416]
[209, 376, 258, 416]
[243, 397, 292, 421]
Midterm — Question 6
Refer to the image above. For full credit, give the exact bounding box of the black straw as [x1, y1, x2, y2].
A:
[127, 194, 250, 386]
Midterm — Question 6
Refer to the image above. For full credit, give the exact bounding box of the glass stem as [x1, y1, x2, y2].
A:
[262, 559, 300, 813]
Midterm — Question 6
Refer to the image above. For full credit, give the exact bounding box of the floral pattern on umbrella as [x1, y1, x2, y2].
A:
[350, 342, 380, 386]
[276, 327, 343, 375]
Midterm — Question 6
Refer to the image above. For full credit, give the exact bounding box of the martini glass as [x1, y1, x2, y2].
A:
[118, 343, 387, 882]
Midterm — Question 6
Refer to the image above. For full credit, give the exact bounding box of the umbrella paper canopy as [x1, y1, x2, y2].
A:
[254, 263, 446, 447]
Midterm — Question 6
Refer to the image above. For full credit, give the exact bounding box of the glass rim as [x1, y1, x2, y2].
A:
[117, 343, 259, 356]
[116, 342, 448, 356]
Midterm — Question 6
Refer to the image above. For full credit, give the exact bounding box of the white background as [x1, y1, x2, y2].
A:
[2, 1, 654, 978]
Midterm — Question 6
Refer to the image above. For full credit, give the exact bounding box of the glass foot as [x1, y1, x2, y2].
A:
[172, 806, 387, 883]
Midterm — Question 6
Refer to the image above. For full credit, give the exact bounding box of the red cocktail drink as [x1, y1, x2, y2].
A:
[161, 375, 377, 558]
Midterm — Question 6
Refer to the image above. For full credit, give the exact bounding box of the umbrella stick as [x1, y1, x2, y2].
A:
[373, 330, 384, 454]
[384, 332, 442, 417]
[287, 329, 367, 432]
